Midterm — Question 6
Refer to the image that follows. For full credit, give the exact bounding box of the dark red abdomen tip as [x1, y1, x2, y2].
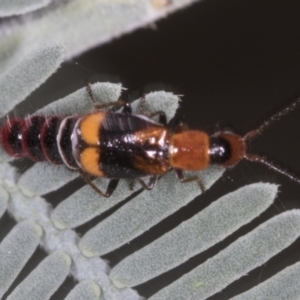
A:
[0, 118, 25, 157]
[1, 116, 67, 164]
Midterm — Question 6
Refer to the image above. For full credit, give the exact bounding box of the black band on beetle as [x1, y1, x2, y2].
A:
[209, 136, 231, 164]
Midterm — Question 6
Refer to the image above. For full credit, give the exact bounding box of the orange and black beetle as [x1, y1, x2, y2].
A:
[1, 86, 299, 197]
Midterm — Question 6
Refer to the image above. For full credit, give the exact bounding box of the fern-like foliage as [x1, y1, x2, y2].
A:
[0, 1, 300, 300]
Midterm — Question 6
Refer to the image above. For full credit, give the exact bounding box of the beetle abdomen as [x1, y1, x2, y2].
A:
[0, 116, 78, 166]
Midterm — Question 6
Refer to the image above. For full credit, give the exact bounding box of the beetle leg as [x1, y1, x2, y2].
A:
[137, 93, 146, 115]
[120, 90, 132, 114]
[86, 82, 126, 111]
[137, 94, 167, 125]
[175, 169, 206, 193]
[79, 169, 119, 198]
[105, 178, 120, 197]
[138, 175, 158, 190]
[148, 111, 167, 125]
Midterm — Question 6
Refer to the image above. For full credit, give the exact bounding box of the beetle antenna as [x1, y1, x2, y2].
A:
[244, 96, 300, 142]
[243, 96, 300, 184]
[245, 153, 300, 184]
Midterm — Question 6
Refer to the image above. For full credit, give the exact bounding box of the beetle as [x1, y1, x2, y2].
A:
[1, 84, 299, 197]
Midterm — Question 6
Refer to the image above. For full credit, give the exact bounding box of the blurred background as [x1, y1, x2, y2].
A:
[3, 0, 300, 299]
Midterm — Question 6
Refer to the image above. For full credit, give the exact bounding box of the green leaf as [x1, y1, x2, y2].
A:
[0, 0, 51, 17]
[110, 183, 278, 287]
[0, 220, 42, 298]
[7, 251, 71, 300]
[79, 166, 224, 257]
[149, 210, 300, 300]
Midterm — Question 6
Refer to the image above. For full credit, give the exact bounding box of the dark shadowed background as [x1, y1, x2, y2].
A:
[3, 0, 300, 299]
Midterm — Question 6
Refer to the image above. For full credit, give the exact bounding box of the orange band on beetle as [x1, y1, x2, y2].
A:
[80, 112, 106, 145]
[170, 130, 210, 170]
[80, 147, 104, 177]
